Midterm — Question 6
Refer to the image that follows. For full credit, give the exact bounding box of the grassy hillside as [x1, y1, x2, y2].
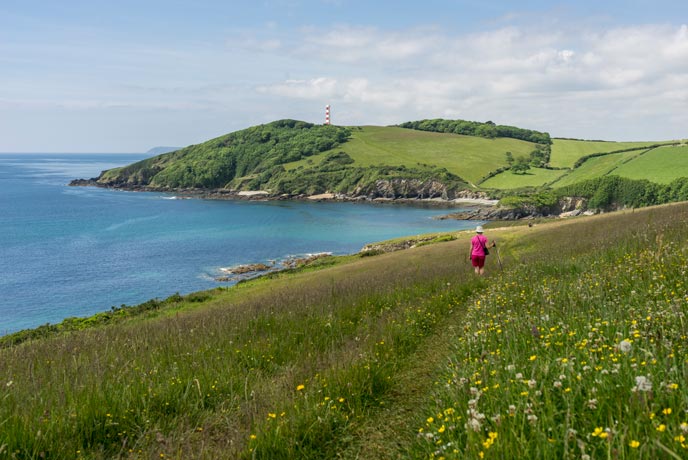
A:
[480, 167, 567, 189]
[81, 119, 685, 198]
[2, 202, 688, 459]
[482, 142, 687, 191]
[550, 139, 663, 168]
[613, 144, 688, 184]
[286, 125, 537, 185]
[550, 149, 651, 188]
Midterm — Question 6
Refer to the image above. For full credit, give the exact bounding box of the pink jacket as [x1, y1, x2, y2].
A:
[471, 234, 489, 256]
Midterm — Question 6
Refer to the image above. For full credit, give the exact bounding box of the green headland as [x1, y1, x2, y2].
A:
[72, 118, 688, 217]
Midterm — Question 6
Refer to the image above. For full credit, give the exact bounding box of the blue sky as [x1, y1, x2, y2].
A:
[1, 0, 687, 152]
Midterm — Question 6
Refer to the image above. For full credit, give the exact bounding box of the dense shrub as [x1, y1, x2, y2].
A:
[555, 176, 664, 210]
[398, 118, 551, 145]
[97, 120, 351, 189]
[499, 190, 559, 210]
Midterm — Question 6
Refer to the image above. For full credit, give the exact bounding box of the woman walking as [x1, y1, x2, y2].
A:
[469, 225, 495, 276]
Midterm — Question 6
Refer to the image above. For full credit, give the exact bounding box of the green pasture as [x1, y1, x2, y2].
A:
[480, 167, 567, 189]
[550, 139, 661, 168]
[551, 149, 647, 187]
[285, 126, 536, 184]
[613, 145, 688, 184]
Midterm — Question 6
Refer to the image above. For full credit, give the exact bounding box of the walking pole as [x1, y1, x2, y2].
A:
[494, 240, 504, 271]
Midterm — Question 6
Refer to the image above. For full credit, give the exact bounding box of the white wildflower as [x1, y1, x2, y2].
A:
[527, 414, 538, 425]
[5, 381, 12, 387]
[515, 373, 523, 380]
[508, 405, 516, 416]
[553, 380, 563, 389]
[618, 340, 632, 353]
[466, 417, 482, 432]
[633, 375, 653, 392]
[527, 379, 537, 389]
[587, 399, 598, 409]
[506, 364, 516, 372]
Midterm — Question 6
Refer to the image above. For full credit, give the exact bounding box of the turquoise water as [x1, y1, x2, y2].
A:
[0, 153, 479, 335]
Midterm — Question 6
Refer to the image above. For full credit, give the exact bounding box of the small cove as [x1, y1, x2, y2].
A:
[0, 153, 481, 335]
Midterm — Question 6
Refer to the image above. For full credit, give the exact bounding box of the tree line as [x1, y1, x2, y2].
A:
[398, 119, 552, 145]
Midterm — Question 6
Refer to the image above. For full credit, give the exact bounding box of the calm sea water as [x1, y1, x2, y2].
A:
[0, 153, 479, 335]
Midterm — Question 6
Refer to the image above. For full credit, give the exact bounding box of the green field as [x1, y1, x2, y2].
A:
[285, 126, 537, 184]
[480, 167, 567, 189]
[613, 145, 688, 184]
[484, 142, 687, 190]
[550, 139, 662, 168]
[2, 203, 688, 459]
[550, 149, 647, 187]
[286, 130, 681, 189]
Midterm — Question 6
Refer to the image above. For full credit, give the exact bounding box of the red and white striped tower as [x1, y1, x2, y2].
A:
[324, 105, 331, 125]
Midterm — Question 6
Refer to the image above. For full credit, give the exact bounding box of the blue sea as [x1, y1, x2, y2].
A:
[0, 153, 479, 335]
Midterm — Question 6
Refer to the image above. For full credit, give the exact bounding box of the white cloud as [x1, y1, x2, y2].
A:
[256, 77, 339, 99]
[3, 16, 687, 150]
[251, 22, 688, 139]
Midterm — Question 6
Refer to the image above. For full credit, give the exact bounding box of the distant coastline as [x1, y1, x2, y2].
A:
[68, 179, 497, 207]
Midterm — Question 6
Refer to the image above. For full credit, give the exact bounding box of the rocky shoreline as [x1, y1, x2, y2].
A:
[214, 253, 333, 282]
[69, 179, 595, 221]
[68, 178, 498, 209]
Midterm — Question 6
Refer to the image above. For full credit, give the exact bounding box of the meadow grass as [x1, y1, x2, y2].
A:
[411, 203, 688, 459]
[0, 230, 487, 459]
[480, 168, 567, 189]
[550, 140, 662, 168]
[284, 126, 536, 184]
[1, 203, 687, 459]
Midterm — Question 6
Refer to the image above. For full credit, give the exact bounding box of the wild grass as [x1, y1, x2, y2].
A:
[0, 232, 484, 459]
[412, 203, 688, 459]
[2, 203, 687, 459]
